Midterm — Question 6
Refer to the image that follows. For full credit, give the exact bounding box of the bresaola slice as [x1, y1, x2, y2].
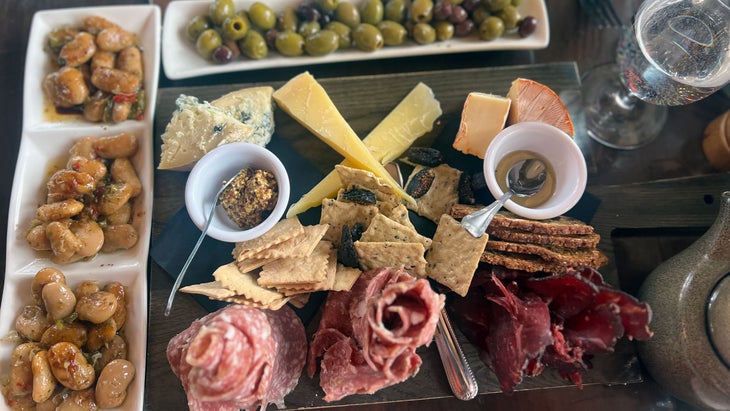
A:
[308, 266, 445, 402]
[167, 305, 306, 411]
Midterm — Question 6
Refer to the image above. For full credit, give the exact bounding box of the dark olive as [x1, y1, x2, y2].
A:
[453, 18, 475, 36]
[461, 0, 481, 12]
[221, 15, 250, 41]
[249, 2, 277, 30]
[378, 20, 407, 45]
[196, 28, 223, 59]
[208, 0, 235, 26]
[298, 2, 322, 22]
[186, 15, 212, 42]
[239, 30, 268, 59]
[304, 29, 340, 55]
[275, 30, 305, 56]
[352, 23, 383, 51]
[433, 1, 453, 20]
[211, 45, 235, 63]
[449, 5, 468, 23]
[518, 16, 538, 37]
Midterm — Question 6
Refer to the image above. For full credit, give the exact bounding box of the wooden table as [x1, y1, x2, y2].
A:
[1, 1, 728, 410]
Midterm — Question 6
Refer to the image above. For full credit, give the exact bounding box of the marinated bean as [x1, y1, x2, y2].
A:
[27, 224, 52, 251]
[83, 95, 109, 123]
[56, 388, 98, 411]
[69, 219, 105, 258]
[35, 390, 65, 411]
[82, 16, 119, 34]
[104, 282, 127, 330]
[31, 267, 66, 304]
[90, 67, 140, 95]
[47, 342, 96, 391]
[110, 158, 141, 197]
[98, 335, 128, 371]
[41, 281, 77, 321]
[105, 202, 131, 225]
[68, 136, 98, 159]
[111, 101, 132, 123]
[36, 199, 84, 223]
[46, 27, 80, 52]
[9, 343, 43, 396]
[115, 47, 143, 79]
[15, 305, 52, 341]
[46, 169, 96, 202]
[45, 221, 82, 264]
[75, 280, 101, 298]
[97, 183, 134, 216]
[96, 26, 136, 52]
[95, 359, 135, 409]
[101, 224, 139, 253]
[43, 66, 89, 108]
[86, 319, 117, 352]
[31, 351, 56, 404]
[59, 32, 97, 67]
[67, 156, 108, 182]
[92, 132, 138, 159]
[76, 291, 118, 324]
[40, 322, 89, 348]
[90, 51, 116, 72]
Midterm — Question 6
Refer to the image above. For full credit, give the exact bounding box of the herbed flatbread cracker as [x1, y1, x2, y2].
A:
[212, 262, 286, 304]
[385, 203, 415, 230]
[320, 198, 379, 246]
[251, 223, 329, 259]
[258, 241, 332, 286]
[335, 165, 401, 209]
[426, 214, 489, 297]
[360, 213, 432, 250]
[355, 241, 427, 276]
[233, 217, 304, 260]
[407, 164, 461, 223]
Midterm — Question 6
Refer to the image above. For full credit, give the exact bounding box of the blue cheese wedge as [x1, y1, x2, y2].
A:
[158, 87, 274, 171]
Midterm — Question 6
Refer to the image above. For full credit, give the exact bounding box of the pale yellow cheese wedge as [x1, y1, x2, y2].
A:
[273, 72, 417, 210]
[452, 92, 511, 159]
[285, 81, 442, 217]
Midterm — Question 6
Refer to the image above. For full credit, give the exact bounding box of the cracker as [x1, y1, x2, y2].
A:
[360, 213, 432, 250]
[223, 294, 292, 310]
[252, 223, 330, 259]
[179, 281, 236, 299]
[449, 206, 595, 235]
[233, 217, 304, 260]
[406, 164, 461, 223]
[258, 241, 332, 286]
[289, 293, 310, 308]
[335, 164, 401, 209]
[354, 241, 427, 276]
[236, 257, 273, 273]
[320, 198, 379, 246]
[485, 239, 609, 267]
[212, 262, 285, 304]
[487, 227, 601, 249]
[425, 214, 489, 297]
[332, 264, 362, 291]
[385, 203, 415, 230]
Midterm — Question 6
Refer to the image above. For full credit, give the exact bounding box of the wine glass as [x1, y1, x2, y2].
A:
[582, 0, 730, 150]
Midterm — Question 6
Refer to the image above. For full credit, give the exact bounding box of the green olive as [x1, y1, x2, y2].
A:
[484, 0, 510, 12]
[298, 20, 321, 38]
[409, 0, 434, 23]
[471, 7, 491, 25]
[186, 15, 213, 42]
[239, 30, 268, 59]
[305, 29, 340, 56]
[221, 15, 250, 41]
[497, 5, 520, 29]
[275, 30, 305, 56]
[384, 0, 407, 22]
[511, 0, 522, 6]
[411, 22, 436, 44]
[196, 28, 223, 59]
[278, 6, 299, 32]
[352, 23, 383, 51]
[377, 20, 407, 46]
[208, 0, 235, 26]
[479, 16, 504, 40]
[360, 0, 384, 25]
[249, 2, 277, 30]
[326, 21, 352, 49]
[316, 0, 340, 13]
[334, 2, 362, 28]
[434, 21, 454, 41]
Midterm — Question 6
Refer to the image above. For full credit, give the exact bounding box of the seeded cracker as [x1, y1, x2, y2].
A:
[320, 198, 378, 246]
[355, 241, 427, 276]
[406, 164, 461, 223]
[251, 223, 329, 259]
[426, 214, 489, 297]
[385, 203, 416, 230]
[332, 264, 362, 291]
[258, 241, 332, 286]
[212, 262, 285, 304]
[233, 217, 304, 260]
[360, 213, 432, 250]
[334, 165, 401, 216]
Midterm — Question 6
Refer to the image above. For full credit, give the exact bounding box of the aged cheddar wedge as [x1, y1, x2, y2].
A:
[506, 78, 575, 136]
[273, 72, 415, 207]
[452, 92, 511, 158]
[286, 82, 442, 217]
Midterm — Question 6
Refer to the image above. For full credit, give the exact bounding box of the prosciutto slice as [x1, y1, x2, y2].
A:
[167, 305, 306, 411]
[308, 267, 444, 402]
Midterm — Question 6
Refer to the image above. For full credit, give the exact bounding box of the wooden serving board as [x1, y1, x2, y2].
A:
[147, 63, 730, 409]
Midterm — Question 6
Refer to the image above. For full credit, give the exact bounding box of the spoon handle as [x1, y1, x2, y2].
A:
[434, 308, 479, 400]
[461, 191, 513, 238]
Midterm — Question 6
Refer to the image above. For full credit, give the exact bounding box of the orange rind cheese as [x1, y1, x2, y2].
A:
[506, 78, 575, 136]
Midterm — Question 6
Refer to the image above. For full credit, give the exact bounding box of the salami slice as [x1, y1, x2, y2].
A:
[167, 305, 306, 411]
[308, 266, 444, 402]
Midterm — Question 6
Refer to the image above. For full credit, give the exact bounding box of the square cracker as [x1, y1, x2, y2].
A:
[275, 247, 337, 294]
[258, 241, 332, 286]
[335, 164, 400, 207]
[425, 214, 489, 297]
[385, 204, 415, 230]
[179, 281, 236, 299]
[223, 294, 292, 310]
[360, 213, 432, 250]
[212, 262, 285, 304]
[406, 164, 461, 223]
[233, 217, 304, 260]
[332, 264, 362, 292]
[320, 198, 379, 246]
[355, 241, 427, 276]
[252, 223, 329, 259]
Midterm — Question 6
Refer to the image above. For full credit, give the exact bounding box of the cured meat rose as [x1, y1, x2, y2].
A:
[309, 267, 445, 402]
[167, 305, 306, 411]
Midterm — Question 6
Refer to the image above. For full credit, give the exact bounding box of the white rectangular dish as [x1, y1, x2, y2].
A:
[1, 5, 159, 410]
[162, 0, 549, 79]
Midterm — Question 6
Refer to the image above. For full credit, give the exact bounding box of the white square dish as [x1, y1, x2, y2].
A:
[23, 5, 161, 130]
[162, 0, 549, 79]
[0, 268, 147, 411]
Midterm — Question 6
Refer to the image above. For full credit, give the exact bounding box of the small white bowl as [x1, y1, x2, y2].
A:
[483, 122, 587, 220]
[185, 142, 290, 242]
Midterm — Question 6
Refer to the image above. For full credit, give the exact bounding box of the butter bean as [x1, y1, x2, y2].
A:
[97, 182, 134, 216]
[42, 281, 77, 321]
[43, 66, 89, 108]
[101, 224, 138, 253]
[76, 291, 117, 324]
[86, 319, 117, 352]
[105, 202, 131, 225]
[59, 32, 96, 67]
[40, 321, 88, 348]
[9, 342, 43, 396]
[56, 388, 97, 411]
[68, 136, 98, 159]
[69, 219, 105, 258]
[36, 199, 84, 222]
[110, 158, 141, 197]
[31, 351, 56, 403]
[91, 67, 140, 95]
[95, 359, 135, 409]
[26, 224, 52, 251]
[15, 305, 51, 341]
[67, 156, 108, 182]
[111, 101, 132, 123]
[48, 342, 95, 390]
[91, 50, 116, 72]
[92, 132, 138, 159]
[96, 26, 136, 52]
[98, 335, 127, 371]
[116, 46, 143, 79]
[83, 15, 119, 34]
[75, 280, 101, 298]
[104, 282, 127, 330]
[31, 267, 66, 304]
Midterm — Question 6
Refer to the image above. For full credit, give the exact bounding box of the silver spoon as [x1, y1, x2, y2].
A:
[461, 158, 547, 238]
[164, 176, 236, 317]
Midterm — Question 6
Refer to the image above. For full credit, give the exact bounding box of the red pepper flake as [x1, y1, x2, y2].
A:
[113, 93, 137, 103]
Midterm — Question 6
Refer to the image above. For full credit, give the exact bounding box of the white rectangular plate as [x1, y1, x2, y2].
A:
[1, 5, 159, 410]
[162, 0, 549, 79]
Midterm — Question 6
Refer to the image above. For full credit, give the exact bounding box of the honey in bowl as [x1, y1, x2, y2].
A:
[494, 150, 556, 208]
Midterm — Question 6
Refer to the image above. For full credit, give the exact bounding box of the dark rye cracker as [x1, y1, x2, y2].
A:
[450, 205, 594, 235]
[480, 250, 567, 274]
[487, 227, 601, 249]
[485, 240, 608, 268]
